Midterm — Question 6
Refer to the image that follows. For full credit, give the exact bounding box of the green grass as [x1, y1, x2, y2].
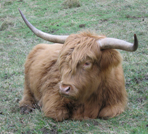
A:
[0, 0, 148, 133]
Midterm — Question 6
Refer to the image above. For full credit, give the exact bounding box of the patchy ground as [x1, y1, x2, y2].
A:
[0, 0, 148, 133]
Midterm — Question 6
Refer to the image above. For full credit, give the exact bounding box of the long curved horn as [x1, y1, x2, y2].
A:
[19, 9, 68, 43]
[97, 34, 138, 52]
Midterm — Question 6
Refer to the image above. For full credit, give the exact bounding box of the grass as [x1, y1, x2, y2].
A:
[0, 0, 148, 133]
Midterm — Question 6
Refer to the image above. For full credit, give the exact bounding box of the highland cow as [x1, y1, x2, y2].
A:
[19, 9, 138, 121]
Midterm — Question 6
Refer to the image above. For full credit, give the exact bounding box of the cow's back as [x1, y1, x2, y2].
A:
[24, 43, 63, 101]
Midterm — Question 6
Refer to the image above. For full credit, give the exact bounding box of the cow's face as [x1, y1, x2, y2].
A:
[59, 58, 101, 102]
[58, 33, 104, 102]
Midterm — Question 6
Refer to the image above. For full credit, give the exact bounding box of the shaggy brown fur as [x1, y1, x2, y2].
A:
[19, 31, 127, 121]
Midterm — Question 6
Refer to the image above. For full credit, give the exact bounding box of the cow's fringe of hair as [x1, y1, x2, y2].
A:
[58, 31, 105, 73]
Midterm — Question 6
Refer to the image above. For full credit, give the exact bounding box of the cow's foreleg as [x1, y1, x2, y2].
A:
[98, 103, 125, 119]
[19, 84, 35, 114]
[41, 90, 69, 121]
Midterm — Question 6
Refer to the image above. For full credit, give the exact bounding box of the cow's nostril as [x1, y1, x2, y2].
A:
[65, 87, 70, 92]
[60, 83, 71, 94]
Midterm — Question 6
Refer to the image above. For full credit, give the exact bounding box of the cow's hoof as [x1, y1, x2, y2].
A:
[20, 106, 33, 114]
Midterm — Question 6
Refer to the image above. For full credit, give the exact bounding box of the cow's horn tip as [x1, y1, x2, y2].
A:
[133, 34, 138, 51]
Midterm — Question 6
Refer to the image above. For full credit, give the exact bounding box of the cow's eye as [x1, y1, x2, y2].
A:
[84, 62, 90, 66]
[83, 62, 92, 69]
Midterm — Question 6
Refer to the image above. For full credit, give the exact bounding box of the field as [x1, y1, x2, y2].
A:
[0, 0, 148, 133]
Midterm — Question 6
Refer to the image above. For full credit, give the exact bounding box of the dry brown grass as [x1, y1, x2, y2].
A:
[62, 0, 81, 9]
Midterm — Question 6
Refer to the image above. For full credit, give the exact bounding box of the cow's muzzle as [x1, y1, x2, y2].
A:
[59, 83, 72, 95]
[59, 82, 78, 100]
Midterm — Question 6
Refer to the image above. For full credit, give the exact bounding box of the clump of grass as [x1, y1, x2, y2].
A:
[62, 0, 81, 9]
[3, 0, 13, 6]
[0, 20, 14, 31]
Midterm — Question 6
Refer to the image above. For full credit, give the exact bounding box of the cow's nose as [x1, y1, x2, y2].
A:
[59, 84, 71, 94]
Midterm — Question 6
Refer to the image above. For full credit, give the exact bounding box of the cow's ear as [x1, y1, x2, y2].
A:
[99, 49, 122, 71]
